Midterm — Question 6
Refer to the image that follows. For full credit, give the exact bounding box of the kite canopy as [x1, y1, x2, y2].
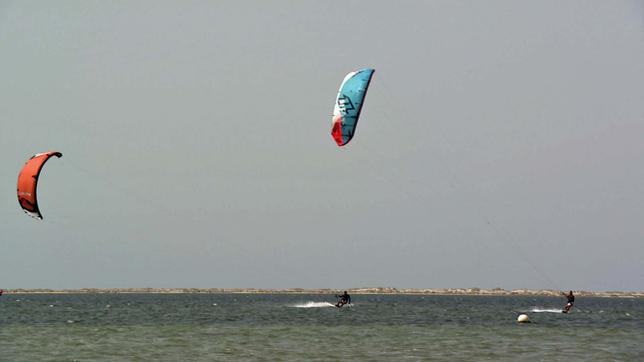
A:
[17, 151, 62, 220]
[331, 68, 375, 146]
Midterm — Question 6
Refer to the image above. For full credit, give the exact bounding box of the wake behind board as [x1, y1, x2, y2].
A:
[293, 302, 335, 308]
[527, 308, 567, 314]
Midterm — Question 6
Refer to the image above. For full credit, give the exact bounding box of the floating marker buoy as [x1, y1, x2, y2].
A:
[517, 314, 530, 323]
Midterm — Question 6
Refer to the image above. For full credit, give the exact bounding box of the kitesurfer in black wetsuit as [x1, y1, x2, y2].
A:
[335, 291, 351, 307]
[562, 290, 574, 313]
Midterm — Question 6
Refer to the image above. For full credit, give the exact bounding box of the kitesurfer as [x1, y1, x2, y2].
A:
[562, 290, 574, 313]
[335, 291, 351, 308]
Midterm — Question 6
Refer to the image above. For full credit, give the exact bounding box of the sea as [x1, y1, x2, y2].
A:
[0, 293, 642, 361]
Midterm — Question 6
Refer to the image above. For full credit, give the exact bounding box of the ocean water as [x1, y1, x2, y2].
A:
[0, 294, 642, 361]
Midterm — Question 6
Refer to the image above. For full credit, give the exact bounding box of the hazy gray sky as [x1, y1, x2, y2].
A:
[2, 1, 643, 291]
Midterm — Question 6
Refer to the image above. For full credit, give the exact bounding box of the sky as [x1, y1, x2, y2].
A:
[1, 1, 643, 291]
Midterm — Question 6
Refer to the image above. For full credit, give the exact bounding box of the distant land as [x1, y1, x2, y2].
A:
[3, 288, 643, 298]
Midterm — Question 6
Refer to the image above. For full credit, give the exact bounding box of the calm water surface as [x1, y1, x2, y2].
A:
[0, 294, 642, 361]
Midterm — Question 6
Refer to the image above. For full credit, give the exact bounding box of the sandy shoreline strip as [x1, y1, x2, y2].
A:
[2, 288, 642, 298]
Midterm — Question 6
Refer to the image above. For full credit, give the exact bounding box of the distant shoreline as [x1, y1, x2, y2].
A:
[2, 288, 642, 298]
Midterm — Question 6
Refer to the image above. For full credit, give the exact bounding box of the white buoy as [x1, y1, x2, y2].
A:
[517, 314, 530, 323]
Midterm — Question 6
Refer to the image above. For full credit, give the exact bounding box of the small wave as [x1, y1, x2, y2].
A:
[292, 301, 335, 308]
